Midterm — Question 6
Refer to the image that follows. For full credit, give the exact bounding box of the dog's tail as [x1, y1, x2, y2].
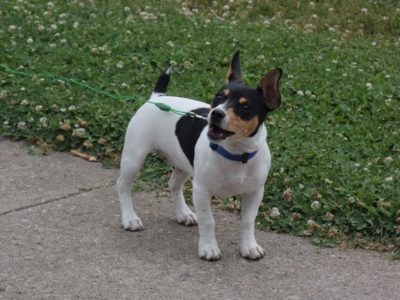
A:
[151, 67, 172, 98]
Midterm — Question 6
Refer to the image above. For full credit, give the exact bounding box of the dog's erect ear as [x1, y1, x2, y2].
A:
[257, 68, 282, 111]
[226, 50, 242, 83]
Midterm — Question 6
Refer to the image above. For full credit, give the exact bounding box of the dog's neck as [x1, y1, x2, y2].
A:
[215, 124, 267, 155]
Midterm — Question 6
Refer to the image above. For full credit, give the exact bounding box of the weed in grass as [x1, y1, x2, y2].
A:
[0, 0, 399, 254]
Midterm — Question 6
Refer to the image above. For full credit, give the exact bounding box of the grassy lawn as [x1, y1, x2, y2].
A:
[1, 0, 399, 256]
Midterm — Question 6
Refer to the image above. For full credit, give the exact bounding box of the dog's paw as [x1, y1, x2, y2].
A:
[176, 210, 198, 226]
[122, 216, 143, 231]
[199, 244, 222, 261]
[240, 243, 265, 260]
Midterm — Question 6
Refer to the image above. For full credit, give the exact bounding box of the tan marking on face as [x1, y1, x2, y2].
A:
[224, 108, 259, 141]
[239, 97, 248, 104]
[223, 89, 230, 96]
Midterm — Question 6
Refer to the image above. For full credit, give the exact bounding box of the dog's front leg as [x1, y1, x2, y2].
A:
[193, 184, 221, 261]
[240, 189, 265, 260]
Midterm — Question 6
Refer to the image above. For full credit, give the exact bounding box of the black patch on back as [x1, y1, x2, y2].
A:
[175, 108, 209, 166]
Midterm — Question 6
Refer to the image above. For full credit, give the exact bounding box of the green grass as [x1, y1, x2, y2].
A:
[1, 0, 399, 254]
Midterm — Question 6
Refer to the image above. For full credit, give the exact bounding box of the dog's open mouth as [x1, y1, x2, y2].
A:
[207, 124, 235, 140]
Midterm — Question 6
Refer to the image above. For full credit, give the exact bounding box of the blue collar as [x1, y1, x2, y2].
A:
[209, 143, 258, 164]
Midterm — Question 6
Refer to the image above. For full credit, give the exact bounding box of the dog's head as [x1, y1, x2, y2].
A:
[208, 51, 282, 142]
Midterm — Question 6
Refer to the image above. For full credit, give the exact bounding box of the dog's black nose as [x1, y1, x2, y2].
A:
[211, 109, 225, 121]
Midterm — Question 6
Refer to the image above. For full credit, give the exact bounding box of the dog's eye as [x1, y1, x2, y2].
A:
[212, 94, 225, 107]
[238, 103, 251, 112]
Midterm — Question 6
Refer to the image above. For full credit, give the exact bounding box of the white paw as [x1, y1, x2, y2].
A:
[199, 243, 222, 261]
[176, 210, 198, 226]
[240, 243, 265, 260]
[122, 215, 143, 231]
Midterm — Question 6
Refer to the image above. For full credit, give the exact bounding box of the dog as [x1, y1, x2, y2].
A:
[117, 51, 282, 261]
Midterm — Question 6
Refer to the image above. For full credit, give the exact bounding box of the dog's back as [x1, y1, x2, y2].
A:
[121, 69, 209, 176]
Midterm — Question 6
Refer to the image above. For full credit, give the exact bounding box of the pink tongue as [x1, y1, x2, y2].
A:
[212, 127, 225, 138]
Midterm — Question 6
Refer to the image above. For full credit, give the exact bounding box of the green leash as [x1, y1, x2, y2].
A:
[147, 101, 207, 120]
[0, 64, 208, 120]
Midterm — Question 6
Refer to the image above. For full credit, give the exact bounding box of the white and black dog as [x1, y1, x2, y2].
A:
[117, 51, 282, 261]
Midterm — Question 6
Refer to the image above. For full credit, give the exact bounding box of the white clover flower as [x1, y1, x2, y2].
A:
[311, 200, 321, 210]
[205, 41, 211, 45]
[166, 41, 174, 47]
[116, 61, 124, 69]
[385, 176, 393, 182]
[73, 21, 79, 28]
[331, 59, 338, 64]
[0, 90, 8, 99]
[21, 99, 29, 105]
[328, 26, 336, 32]
[270, 207, 280, 219]
[39, 117, 48, 127]
[60, 108, 66, 112]
[8, 25, 17, 32]
[307, 219, 316, 227]
[35, 105, 43, 112]
[342, 73, 348, 77]
[297, 90, 304, 96]
[27, 37, 33, 44]
[326, 68, 331, 72]
[366, 82, 372, 90]
[72, 128, 86, 137]
[223, 5, 230, 10]
[312, 14, 318, 19]
[263, 20, 271, 26]
[38, 24, 45, 31]
[3, 121, 9, 125]
[60, 39, 67, 44]
[49, 43, 56, 48]
[68, 105, 76, 111]
[124, 6, 130, 12]
[325, 212, 335, 221]
[371, 41, 377, 46]
[50, 24, 58, 30]
[17, 121, 26, 129]
[383, 156, 393, 164]
[305, 90, 312, 96]
[28, 117, 34, 122]
[361, 8, 368, 14]
[287, 74, 293, 79]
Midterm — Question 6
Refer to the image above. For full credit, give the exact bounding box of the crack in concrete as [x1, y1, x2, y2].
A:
[0, 183, 115, 217]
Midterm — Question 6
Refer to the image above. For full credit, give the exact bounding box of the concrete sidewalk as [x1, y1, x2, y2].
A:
[0, 137, 399, 299]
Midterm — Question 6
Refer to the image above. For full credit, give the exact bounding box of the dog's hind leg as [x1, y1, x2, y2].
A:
[168, 168, 198, 226]
[117, 147, 149, 231]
